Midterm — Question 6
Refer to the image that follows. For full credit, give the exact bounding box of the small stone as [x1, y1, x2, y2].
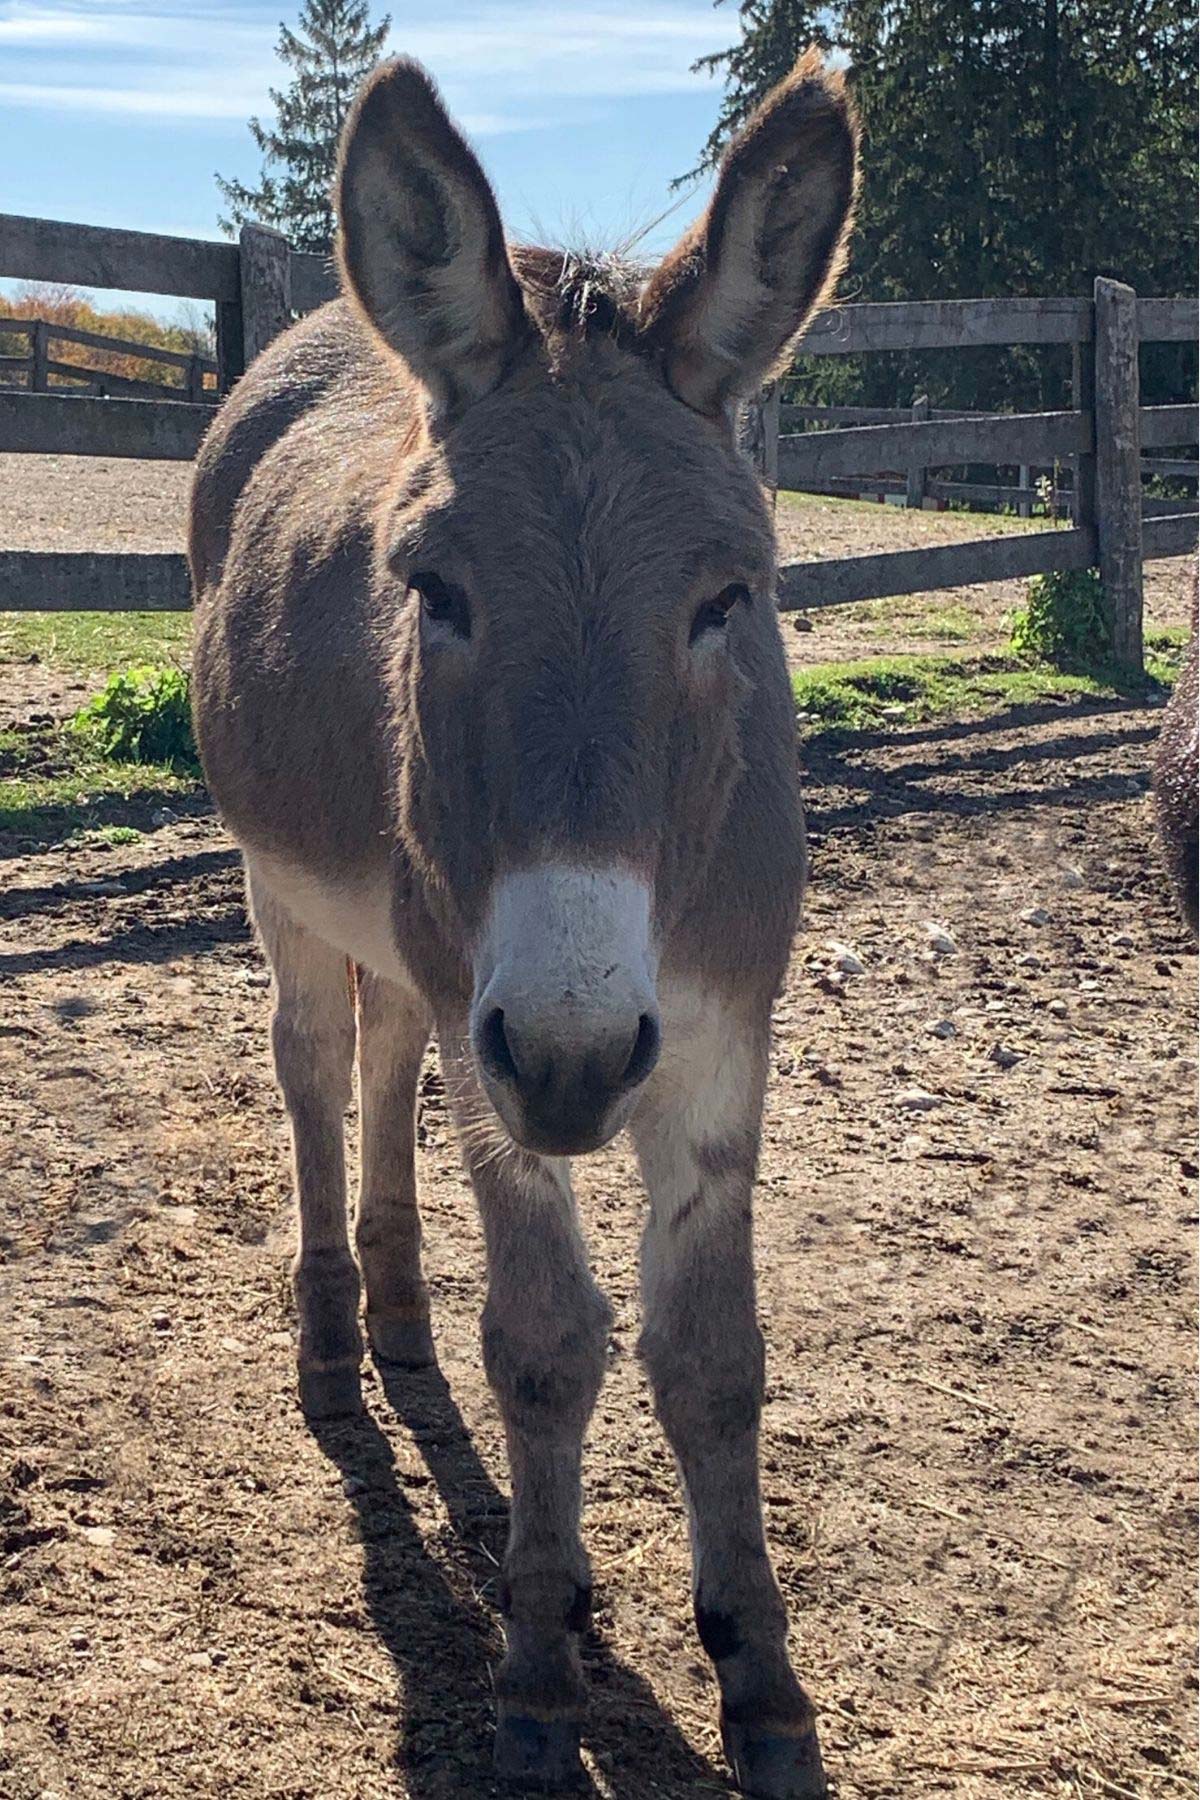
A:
[1047, 999, 1069, 1017]
[77, 879, 125, 897]
[220, 1336, 245, 1355]
[342, 1475, 367, 1498]
[1061, 866, 1085, 889]
[150, 1309, 172, 1332]
[792, 613, 813, 633]
[881, 703, 907, 720]
[244, 971, 270, 989]
[150, 807, 178, 828]
[1020, 906, 1051, 926]
[1015, 952, 1041, 970]
[185, 1650, 213, 1669]
[988, 1042, 1026, 1069]
[1111, 932, 1135, 950]
[895, 1088, 943, 1112]
[923, 922, 958, 956]
[68, 1629, 89, 1651]
[160, 1204, 196, 1227]
[76, 1525, 115, 1548]
[828, 941, 865, 976]
[927, 1019, 957, 1039]
[138, 1656, 167, 1676]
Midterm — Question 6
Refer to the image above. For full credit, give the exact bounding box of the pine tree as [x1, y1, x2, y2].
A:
[686, 0, 1197, 409]
[216, 1, 390, 254]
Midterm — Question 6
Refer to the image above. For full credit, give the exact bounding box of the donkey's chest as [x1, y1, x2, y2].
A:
[247, 850, 420, 990]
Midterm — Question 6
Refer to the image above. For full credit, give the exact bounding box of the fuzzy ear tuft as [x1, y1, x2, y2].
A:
[336, 59, 531, 415]
[637, 50, 858, 419]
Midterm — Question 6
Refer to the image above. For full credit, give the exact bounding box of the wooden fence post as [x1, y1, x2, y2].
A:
[1093, 276, 1143, 670]
[186, 352, 205, 403]
[739, 382, 780, 507]
[238, 222, 292, 370]
[1071, 336, 1096, 532]
[215, 301, 243, 394]
[906, 394, 929, 507]
[30, 318, 48, 392]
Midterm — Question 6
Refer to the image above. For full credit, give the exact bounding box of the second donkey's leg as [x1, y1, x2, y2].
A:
[443, 1039, 610, 1790]
[355, 968, 435, 1367]
[632, 992, 826, 1800]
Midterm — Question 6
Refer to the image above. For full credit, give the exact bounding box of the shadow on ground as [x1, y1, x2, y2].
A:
[313, 1359, 724, 1800]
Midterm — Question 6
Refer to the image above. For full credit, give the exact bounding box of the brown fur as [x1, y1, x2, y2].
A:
[190, 52, 857, 1798]
[1153, 580, 1198, 939]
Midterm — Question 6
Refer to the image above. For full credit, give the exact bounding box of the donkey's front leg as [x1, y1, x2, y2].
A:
[250, 874, 362, 1421]
[444, 1040, 609, 1791]
[632, 993, 825, 1800]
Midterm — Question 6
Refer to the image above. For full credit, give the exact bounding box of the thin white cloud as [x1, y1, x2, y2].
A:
[0, 0, 727, 125]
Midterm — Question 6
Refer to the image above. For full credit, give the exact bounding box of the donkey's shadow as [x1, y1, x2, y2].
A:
[312, 1360, 724, 1799]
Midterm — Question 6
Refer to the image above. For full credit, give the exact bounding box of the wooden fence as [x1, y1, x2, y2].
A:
[774, 402, 1198, 520]
[0, 315, 218, 402]
[0, 209, 1196, 670]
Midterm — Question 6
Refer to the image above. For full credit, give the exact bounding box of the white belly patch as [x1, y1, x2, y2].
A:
[246, 850, 417, 988]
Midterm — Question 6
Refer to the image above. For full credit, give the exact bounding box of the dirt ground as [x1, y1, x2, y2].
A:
[1, 458, 1197, 1800]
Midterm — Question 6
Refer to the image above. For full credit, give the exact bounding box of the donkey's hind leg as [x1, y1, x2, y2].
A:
[354, 968, 435, 1367]
[249, 873, 362, 1420]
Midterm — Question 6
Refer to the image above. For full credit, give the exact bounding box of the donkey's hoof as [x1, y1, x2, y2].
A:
[299, 1361, 363, 1420]
[494, 1713, 584, 1791]
[368, 1311, 436, 1369]
[722, 1717, 827, 1800]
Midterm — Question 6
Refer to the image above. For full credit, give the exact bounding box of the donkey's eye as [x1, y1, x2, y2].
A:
[689, 583, 750, 646]
[410, 571, 471, 640]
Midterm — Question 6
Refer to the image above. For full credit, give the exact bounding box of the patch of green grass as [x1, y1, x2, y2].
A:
[792, 650, 1164, 736]
[0, 610, 191, 674]
[0, 718, 199, 847]
[842, 596, 977, 641]
[71, 664, 197, 768]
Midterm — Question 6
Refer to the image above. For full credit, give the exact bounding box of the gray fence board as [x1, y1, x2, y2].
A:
[0, 211, 239, 301]
[778, 409, 1090, 485]
[0, 390, 211, 459]
[1136, 298, 1200, 343]
[0, 550, 191, 611]
[1142, 512, 1200, 561]
[778, 526, 1095, 611]
[794, 297, 1093, 356]
[1139, 405, 1200, 449]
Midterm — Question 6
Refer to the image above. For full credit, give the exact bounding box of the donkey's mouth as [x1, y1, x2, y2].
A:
[474, 1005, 658, 1158]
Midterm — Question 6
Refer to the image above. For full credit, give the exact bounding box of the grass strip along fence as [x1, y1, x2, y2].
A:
[0, 209, 1197, 672]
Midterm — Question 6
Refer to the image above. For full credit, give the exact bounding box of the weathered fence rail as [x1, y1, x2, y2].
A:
[0, 315, 217, 401]
[0, 207, 1195, 670]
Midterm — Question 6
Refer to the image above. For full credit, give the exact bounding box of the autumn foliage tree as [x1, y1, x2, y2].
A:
[0, 286, 214, 393]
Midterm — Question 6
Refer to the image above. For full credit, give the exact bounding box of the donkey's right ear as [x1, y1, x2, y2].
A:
[337, 59, 531, 416]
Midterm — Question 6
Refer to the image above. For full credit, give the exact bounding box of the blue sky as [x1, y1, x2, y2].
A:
[0, 0, 739, 321]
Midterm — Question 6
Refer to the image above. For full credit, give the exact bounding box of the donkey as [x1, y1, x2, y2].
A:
[1153, 588, 1198, 941]
[189, 52, 857, 1799]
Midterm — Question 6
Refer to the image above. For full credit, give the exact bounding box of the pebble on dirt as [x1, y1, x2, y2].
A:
[828, 941, 865, 975]
[922, 922, 958, 955]
[895, 1088, 943, 1111]
[927, 1019, 957, 1038]
[1020, 905, 1051, 925]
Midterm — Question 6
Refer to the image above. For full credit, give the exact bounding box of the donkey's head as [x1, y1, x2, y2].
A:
[337, 56, 857, 1155]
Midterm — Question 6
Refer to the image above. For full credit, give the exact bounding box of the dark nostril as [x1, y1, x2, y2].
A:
[478, 1007, 520, 1087]
[622, 1012, 661, 1091]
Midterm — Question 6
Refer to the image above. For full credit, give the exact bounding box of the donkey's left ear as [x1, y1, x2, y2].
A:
[637, 50, 858, 419]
